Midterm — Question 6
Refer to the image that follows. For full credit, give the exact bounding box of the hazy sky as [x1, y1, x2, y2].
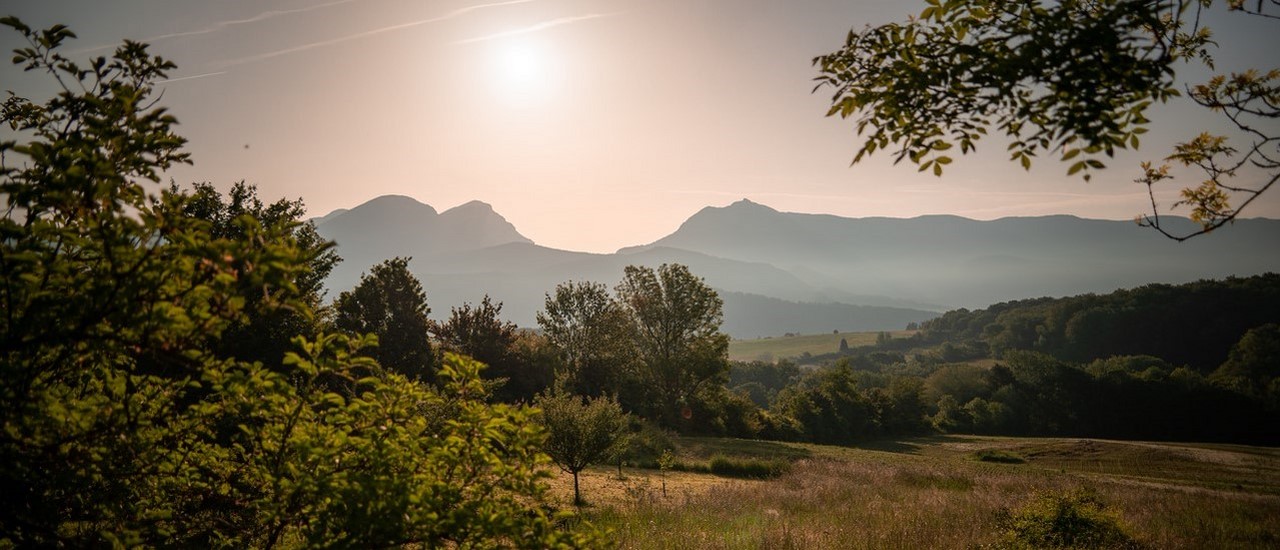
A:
[4, 0, 1278, 252]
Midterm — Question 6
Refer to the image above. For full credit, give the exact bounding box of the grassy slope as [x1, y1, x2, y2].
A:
[549, 436, 1280, 549]
[728, 330, 917, 362]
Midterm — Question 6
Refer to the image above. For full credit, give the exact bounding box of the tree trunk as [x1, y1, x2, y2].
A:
[573, 471, 581, 506]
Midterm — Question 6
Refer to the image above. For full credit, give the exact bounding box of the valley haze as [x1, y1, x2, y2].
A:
[313, 195, 1280, 338]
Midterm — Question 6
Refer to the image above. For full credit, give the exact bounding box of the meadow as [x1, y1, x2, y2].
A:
[547, 436, 1280, 549]
[727, 331, 917, 362]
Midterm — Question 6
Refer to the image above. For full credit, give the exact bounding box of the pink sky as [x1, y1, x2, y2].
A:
[4, 0, 1278, 252]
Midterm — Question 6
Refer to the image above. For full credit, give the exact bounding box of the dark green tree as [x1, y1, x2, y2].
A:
[815, 0, 1279, 240]
[334, 257, 435, 381]
[435, 295, 552, 401]
[615, 264, 731, 427]
[535, 390, 628, 506]
[772, 364, 877, 444]
[182, 181, 340, 366]
[1212, 323, 1280, 398]
[537, 280, 635, 398]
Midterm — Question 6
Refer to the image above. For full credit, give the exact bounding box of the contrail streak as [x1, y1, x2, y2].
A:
[156, 71, 228, 84]
[454, 13, 617, 44]
[75, 0, 365, 54]
[216, 0, 540, 67]
[149, 0, 363, 42]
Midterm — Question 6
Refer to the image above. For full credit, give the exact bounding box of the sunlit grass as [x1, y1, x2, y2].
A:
[550, 435, 1280, 549]
[727, 330, 917, 362]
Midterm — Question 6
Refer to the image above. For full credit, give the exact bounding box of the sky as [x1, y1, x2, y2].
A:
[3, 0, 1278, 253]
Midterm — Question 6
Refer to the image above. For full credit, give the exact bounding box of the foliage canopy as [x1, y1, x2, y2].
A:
[536, 390, 629, 506]
[815, 0, 1279, 240]
[0, 18, 598, 547]
[615, 264, 730, 427]
[334, 256, 435, 381]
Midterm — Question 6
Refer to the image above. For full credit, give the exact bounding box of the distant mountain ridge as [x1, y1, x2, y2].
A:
[624, 198, 1280, 307]
[312, 196, 1280, 337]
[314, 195, 531, 299]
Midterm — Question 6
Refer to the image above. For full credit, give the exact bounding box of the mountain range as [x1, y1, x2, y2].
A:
[312, 196, 1280, 338]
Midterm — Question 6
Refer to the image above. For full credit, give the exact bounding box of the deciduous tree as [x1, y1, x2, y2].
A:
[535, 390, 628, 506]
[815, 0, 1278, 240]
[436, 295, 552, 401]
[615, 264, 730, 427]
[182, 181, 340, 366]
[334, 257, 435, 381]
[537, 281, 635, 398]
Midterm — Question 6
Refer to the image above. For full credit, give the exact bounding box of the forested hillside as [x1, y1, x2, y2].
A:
[745, 274, 1280, 445]
[916, 274, 1280, 371]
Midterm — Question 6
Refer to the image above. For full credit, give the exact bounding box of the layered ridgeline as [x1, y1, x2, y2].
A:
[624, 199, 1280, 308]
[313, 196, 1280, 337]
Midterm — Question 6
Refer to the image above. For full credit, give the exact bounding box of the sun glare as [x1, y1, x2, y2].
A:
[490, 40, 558, 107]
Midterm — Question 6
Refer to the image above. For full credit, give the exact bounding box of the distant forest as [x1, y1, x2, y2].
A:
[730, 274, 1280, 445]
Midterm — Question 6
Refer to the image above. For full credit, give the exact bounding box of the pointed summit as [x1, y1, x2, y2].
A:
[313, 195, 532, 293]
[724, 198, 778, 213]
[438, 199, 531, 246]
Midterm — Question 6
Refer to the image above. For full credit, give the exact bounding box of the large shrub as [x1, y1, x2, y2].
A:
[997, 489, 1138, 549]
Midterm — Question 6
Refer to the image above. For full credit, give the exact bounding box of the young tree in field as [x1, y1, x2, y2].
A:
[0, 19, 599, 546]
[814, 0, 1279, 241]
[536, 390, 628, 506]
[537, 281, 636, 398]
[615, 264, 730, 427]
[334, 257, 435, 381]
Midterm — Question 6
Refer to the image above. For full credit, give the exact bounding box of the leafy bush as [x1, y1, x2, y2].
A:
[622, 419, 676, 467]
[997, 489, 1138, 549]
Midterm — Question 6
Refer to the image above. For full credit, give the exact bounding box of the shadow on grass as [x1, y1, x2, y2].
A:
[675, 436, 814, 462]
[848, 434, 972, 455]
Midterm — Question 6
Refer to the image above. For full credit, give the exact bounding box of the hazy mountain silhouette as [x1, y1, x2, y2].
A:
[312, 196, 1280, 337]
[623, 198, 1280, 308]
[315, 195, 531, 294]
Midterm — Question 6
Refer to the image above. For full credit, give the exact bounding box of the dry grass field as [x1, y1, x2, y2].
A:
[727, 331, 918, 362]
[546, 436, 1280, 549]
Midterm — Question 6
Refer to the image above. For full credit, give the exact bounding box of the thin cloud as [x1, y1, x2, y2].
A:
[157, 71, 228, 84]
[75, 0, 365, 54]
[149, 0, 363, 42]
[454, 13, 617, 44]
[216, 0, 540, 68]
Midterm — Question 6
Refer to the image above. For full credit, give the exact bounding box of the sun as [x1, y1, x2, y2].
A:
[498, 45, 541, 84]
[490, 40, 559, 107]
